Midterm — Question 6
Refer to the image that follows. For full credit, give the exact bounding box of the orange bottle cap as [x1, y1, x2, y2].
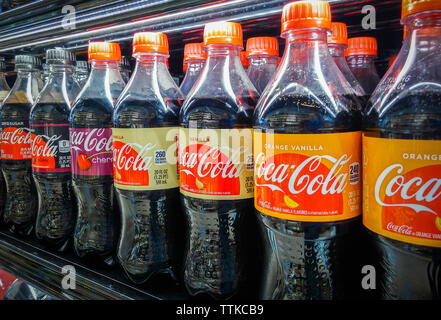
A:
[203, 21, 243, 47]
[281, 0, 331, 35]
[183, 43, 206, 62]
[347, 37, 377, 56]
[402, 0, 441, 19]
[88, 42, 121, 61]
[240, 51, 249, 66]
[132, 32, 169, 55]
[246, 37, 279, 57]
[327, 22, 348, 45]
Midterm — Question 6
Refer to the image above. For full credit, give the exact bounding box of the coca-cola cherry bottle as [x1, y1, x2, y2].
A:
[114, 32, 183, 283]
[364, 0, 441, 299]
[180, 43, 206, 96]
[253, 1, 363, 299]
[246, 37, 279, 94]
[180, 21, 259, 299]
[346, 37, 381, 98]
[327, 23, 366, 102]
[30, 48, 80, 251]
[0, 55, 42, 235]
[70, 42, 125, 265]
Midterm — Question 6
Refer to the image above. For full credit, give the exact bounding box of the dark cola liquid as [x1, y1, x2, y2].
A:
[30, 102, 75, 252]
[114, 98, 183, 284]
[180, 95, 261, 300]
[254, 94, 365, 300]
[365, 92, 441, 299]
[0, 102, 37, 236]
[70, 98, 117, 267]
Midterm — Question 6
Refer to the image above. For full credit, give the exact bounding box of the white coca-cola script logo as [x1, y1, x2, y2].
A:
[71, 129, 112, 153]
[1, 127, 33, 145]
[32, 135, 61, 157]
[113, 143, 154, 171]
[254, 154, 350, 195]
[180, 146, 245, 179]
[375, 164, 440, 215]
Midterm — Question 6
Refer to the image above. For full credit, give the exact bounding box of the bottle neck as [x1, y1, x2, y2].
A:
[248, 54, 278, 66]
[204, 44, 242, 71]
[9, 66, 41, 104]
[84, 59, 125, 94]
[280, 28, 334, 71]
[346, 54, 377, 69]
[403, 11, 441, 57]
[185, 59, 205, 73]
[328, 43, 346, 58]
[132, 52, 169, 81]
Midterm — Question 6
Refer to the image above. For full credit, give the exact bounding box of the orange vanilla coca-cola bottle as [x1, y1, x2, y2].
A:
[364, 0, 441, 299]
[253, 0, 363, 299]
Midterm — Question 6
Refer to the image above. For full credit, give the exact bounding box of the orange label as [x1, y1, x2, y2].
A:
[363, 135, 441, 248]
[179, 128, 254, 200]
[254, 130, 361, 222]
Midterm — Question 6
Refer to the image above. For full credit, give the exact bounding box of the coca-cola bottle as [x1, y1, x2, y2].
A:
[253, 0, 363, 299]
[364, 0, 441, 299]
[30, 48, 80, 251]
[0, 55, 42, 235]
[346, 37, 381, 97]
[0, 57, 10, 222]
[246, 37, 279, 94]
[327, 23, 366, 101]
[74, 60, 89, 88]
[180, 43, 206, 96]
[114, 32, 184, 283]
[70, 42, 125, 265]
[179, 21, 259, 299]
[119, 56, 131, 84]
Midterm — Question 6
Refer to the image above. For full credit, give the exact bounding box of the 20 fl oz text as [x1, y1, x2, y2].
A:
[176, 304, 264, 317]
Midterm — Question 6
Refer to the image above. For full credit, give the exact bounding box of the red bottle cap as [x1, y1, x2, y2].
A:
[183, 43, 206, 62]
[327, 22, 348, 46]
[347, 37, 378, 56]
[281, 0, 331, 35]
[203, 21, 243, 47]
[88, 42, 121, 61]
[132, 32, 169, 55]
[246, 37, 279, 57]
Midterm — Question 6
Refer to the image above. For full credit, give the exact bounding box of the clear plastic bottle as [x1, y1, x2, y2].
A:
[0, 55, 42, 235]
[246, 37, 279, 94]
[346, 36, 381, 97]
[179, 43, 206, 96]
[114, 32, 184, 284]
[41, 63, 49, 84]
[30, 48, 80, 251]
[0, 57, 9, 223]
[364, 0, 441, 299]
[74, 60, 89, 87]
[327, 23, 366, 101]
[180, 21, 260, 299]
[119, 56, 131, 84]
[70, 42, 125, 266]
[253, 1, 363, 300]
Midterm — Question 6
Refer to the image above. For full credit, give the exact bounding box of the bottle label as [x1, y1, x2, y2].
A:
[70, 128, 113, 176]
[254, 130, 362, 222]
[0, 121, 34, 160]
[112, 127, 179, 190]
[363, 135, 441, 248]
[31, 124, 71, 172]
[179, 128, 254, 200]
